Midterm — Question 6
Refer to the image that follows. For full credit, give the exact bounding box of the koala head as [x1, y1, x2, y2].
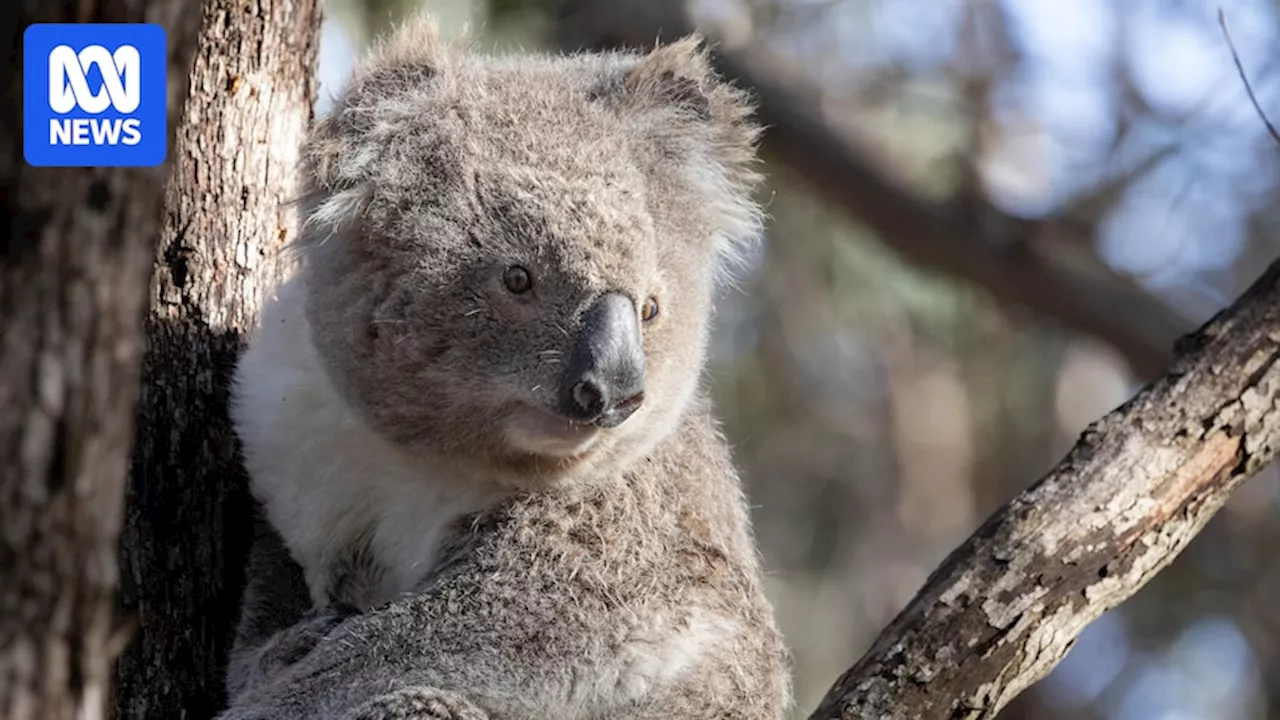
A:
[295, 19, 762, 489]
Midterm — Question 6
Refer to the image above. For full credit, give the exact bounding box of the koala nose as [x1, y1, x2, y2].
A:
[559, 292, 646, 427]
[569, 377, 645, 426]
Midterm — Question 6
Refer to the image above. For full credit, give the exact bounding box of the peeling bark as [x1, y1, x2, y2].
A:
[553, 0, 1190, 378]
[112, 0, 320, 717]
[808, 257, 1280, 718]
[0, 1, 199, 718]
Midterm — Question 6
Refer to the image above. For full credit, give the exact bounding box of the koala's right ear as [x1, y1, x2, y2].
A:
[298, 16, 447, 243]
[594, 37, 764, 285]
[601, 36, 760, 184]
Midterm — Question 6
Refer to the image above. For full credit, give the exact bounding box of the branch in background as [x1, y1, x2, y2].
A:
[1219, 9, 1280, 147]
[553, 0, 1194, 379]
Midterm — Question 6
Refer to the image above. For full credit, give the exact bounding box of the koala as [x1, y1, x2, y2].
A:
[223, 16, 792, 720]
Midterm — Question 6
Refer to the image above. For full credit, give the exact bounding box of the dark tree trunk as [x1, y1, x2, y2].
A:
[112, 0, 321, 717]
[0, 1, 199, 718]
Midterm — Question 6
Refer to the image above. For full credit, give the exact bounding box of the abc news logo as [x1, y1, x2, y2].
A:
[24, 24, 167, 167]
[48, 44, 144, 147]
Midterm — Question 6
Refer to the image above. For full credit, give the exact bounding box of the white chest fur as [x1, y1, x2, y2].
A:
[231, 274, 476, 610]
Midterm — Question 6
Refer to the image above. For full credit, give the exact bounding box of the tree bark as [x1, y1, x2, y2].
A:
[553, 0, 1191, 379]
[0, 1, 200, 718]
[112, 0, 320, 717]
[805, 255, 1280, 718]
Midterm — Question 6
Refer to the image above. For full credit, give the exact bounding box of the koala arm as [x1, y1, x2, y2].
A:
[222, 517, 491, 720]
[341, 687, 490, 720]
[226, 511, 358, 702]
[217, 572, 767, 720]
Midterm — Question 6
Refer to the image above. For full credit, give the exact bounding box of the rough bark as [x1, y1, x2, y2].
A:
[804, 256, 1280, 718]
[553, 0, 1190, 378]
[112, 0, 320, 717]
[0, 1, 199, 718]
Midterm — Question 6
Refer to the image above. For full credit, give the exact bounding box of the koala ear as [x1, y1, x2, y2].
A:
[610, 35, 760, 170]
[346, 16, 445, 109]
[297, 16, 449, 245]
[619, 36, 717, 120]
[606, 36, 764, 285]
[303, 15, 446, 194]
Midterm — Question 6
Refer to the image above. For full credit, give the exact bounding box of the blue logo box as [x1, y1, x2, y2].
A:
[23, 23, 168, 167]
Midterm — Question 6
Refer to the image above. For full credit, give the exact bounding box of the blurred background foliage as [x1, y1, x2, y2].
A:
[313, 0, 1280, 717]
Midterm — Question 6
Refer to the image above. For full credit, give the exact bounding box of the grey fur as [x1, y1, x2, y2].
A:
[225, 514, 361, 700]
[223, 17, 791, 720]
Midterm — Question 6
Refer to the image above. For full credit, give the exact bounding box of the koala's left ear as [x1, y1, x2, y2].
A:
[608, 35, 761, 189]
[603, 36, 764, 282]
[296, 16, 448, 249]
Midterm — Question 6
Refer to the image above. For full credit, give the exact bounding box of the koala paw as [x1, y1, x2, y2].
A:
[265, 601, 360, 667]
[228, 602, 362, 700]
[343, 687, 489, 720]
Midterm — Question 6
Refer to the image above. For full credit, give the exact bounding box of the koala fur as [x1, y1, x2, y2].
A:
[224, 17, 791, 720]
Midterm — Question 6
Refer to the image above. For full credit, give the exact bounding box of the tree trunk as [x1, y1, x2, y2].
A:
[0, 1, 200, 718]
[112, 0, 321, 717]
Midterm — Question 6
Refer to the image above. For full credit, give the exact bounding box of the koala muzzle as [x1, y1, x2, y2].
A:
[559, 292, 646, 428]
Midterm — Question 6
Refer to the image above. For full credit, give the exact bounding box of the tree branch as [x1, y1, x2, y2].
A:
[553, 0, 1194, 378]
[806, 255, 1280, 717]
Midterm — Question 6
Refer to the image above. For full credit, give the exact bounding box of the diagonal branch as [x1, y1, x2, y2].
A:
[805, 254, 1280, 717]
[553, 0, 1195, 378]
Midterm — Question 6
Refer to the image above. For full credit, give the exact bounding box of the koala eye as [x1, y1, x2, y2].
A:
[641, 296, 660, 323]
[503, 266, 533, 294]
